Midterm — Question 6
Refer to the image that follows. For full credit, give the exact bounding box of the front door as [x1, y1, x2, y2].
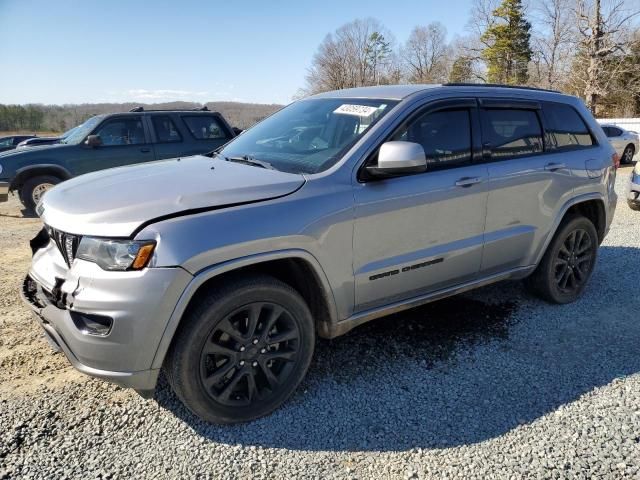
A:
[71, 115, 154, 175]
[352, 100, 489, 312]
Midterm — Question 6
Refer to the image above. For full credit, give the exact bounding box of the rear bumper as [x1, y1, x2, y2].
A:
[0, 181, 8, 202]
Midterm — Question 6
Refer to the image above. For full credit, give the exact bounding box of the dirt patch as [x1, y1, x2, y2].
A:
[0, 195, 87, 397]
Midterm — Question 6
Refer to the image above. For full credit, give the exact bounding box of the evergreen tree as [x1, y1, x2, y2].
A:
[481, 0, 533, 84]
[449, 56, 474, 83]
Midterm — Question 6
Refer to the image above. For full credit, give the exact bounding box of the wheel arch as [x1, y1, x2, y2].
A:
[150, 249, 339, 370]
[534, 194, 607, 266]
[10, 164, 71, 192]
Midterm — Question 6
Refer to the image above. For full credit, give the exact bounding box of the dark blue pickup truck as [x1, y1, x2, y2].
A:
[0, 107, 236, 211]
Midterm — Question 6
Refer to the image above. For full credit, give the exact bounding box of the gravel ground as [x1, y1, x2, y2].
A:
[1, 167, 639, 479]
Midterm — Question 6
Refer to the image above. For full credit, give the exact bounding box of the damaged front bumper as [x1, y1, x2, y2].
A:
[21, 229, 192, 395]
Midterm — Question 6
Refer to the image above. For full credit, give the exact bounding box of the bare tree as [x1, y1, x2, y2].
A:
[574, 0, 639, 113]
[402, 23, 451, 83]
[530, 0, 576, 88]
[304, 18, 396, 94]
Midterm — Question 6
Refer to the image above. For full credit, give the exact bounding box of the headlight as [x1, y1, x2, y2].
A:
[76, 237, 156, 271]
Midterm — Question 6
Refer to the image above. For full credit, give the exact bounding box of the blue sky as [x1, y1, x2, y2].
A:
[0, 0, 476, 105]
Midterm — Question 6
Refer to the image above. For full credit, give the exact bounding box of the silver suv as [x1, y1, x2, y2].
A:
[22, 84, 618, 423]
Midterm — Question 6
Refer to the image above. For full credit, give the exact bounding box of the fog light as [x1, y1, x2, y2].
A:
[70, 311, 113, 336]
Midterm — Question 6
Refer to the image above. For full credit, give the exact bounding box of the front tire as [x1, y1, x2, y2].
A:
[19, 175, 61, 212]
[525, 215, 598, 304]
[165, 275, 315, 424]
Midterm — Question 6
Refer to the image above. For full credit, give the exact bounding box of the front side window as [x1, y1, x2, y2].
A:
[183, 116, 227, 140]
[220, 98, 397, 174]
[0, 137, 12, 147]
[94, 117, 146, 146]
[482, 109, 543, 159]
[391, 109, 472, 170]
[152, 116, 182, 143]
[543, 102, 594, 149]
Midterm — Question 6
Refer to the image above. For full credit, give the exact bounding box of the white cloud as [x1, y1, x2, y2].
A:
[123, 89, 210, 101]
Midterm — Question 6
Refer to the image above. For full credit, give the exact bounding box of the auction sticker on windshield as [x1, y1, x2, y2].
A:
[334, 104, 380, 117]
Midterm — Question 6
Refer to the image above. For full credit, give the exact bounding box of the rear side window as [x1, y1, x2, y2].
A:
[152, 116, 182, 143]
[482, 109, 543, 160]
[392, 109, 472, 170]
[543, 102, 594, 149]
[182, 116, 228, 140]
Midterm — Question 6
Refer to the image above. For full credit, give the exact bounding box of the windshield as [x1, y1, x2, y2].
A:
[220, 98, 397, 174]
[61, 124, 82, 139]
[61, 116, 103, 145]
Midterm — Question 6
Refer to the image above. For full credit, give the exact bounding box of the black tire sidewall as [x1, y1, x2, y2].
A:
[168, 278, 315, 424]
[541, 216, 598, 303]
[20, 175, 61, 211]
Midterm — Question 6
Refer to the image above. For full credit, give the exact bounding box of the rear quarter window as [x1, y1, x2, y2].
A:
[543, 102, 595, 150]
[182, 116, 229, 140]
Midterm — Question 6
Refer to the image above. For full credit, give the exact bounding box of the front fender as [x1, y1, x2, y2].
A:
[149, 248, 339, 370]
[11, 164, 72, 190]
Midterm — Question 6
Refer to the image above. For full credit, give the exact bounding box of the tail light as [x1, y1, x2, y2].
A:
[612, 152, 620, 169]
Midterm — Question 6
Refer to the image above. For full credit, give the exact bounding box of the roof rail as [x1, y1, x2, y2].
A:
[129, 106, 144, 112]
[444, 83, 561, 94]
[193, 106, 209, 111]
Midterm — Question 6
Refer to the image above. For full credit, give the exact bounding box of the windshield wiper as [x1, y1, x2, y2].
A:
[226, 155, 275, 170]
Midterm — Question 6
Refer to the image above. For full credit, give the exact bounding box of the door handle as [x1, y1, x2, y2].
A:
[544, 162, 566, 171]
[455, 176, 482, 187]
[140, 147, 151, 153]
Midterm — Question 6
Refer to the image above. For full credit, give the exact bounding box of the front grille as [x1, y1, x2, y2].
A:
[47, 226, 81, 267]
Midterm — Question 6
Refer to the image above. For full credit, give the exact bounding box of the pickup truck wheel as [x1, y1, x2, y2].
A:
[20, 175, 61, 212]
[165, 275, 315, 424]
[525, 215, 598, 304]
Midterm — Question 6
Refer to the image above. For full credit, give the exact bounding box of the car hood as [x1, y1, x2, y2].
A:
[0, 142, 69, 158]
[40, 155, 305, 237]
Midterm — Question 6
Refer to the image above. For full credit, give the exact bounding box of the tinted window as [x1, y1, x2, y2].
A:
[392, 109, 472, 170]
[602, 126, 612, 137]
[482, 109, 543, 159]
[152, 116, 182, 143]
[183, 116, 228, 140]
[609, 127, 622, 137]
[543, 102, 594, 149]
[0, 137, 12, 147]
[94, 117, 145, 146]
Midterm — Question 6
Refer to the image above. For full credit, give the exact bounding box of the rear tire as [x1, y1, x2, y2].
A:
[622, 145, 635, 164]
[165, 275, 315, 424]
[19, 175, 61, 212]
[525, 215, 598, 304]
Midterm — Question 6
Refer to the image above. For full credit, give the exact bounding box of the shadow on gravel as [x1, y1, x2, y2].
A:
[155, 245, 640, 452]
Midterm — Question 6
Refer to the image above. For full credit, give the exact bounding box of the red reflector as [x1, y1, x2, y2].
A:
[612, 152, 620, 169]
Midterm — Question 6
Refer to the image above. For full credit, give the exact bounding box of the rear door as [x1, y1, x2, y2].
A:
[69, 115, 155, 175]
[148, 114, 187, 160]
[352, 99, 489, 311]
[479, 99, 582, 274]
[178, 114, 233, 156]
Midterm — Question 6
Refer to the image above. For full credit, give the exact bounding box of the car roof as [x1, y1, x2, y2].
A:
[309, 83, 571, 102]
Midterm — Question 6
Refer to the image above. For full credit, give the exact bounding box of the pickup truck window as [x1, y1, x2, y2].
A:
[152, 116, 182, 143]
[183, 116, 227, 140]
[95, 117, 146, 146]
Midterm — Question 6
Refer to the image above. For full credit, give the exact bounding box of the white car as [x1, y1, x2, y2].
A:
[600, 124, 639, 164]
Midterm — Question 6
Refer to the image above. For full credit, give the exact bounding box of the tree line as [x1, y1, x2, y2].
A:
[302, 0, 640, 116]
[0, 101, 282, 134]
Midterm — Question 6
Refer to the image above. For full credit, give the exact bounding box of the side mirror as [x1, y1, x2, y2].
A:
[232, 127, 243, 136]
[85, 135, 102, 147]
[366, 141, 427, 178]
